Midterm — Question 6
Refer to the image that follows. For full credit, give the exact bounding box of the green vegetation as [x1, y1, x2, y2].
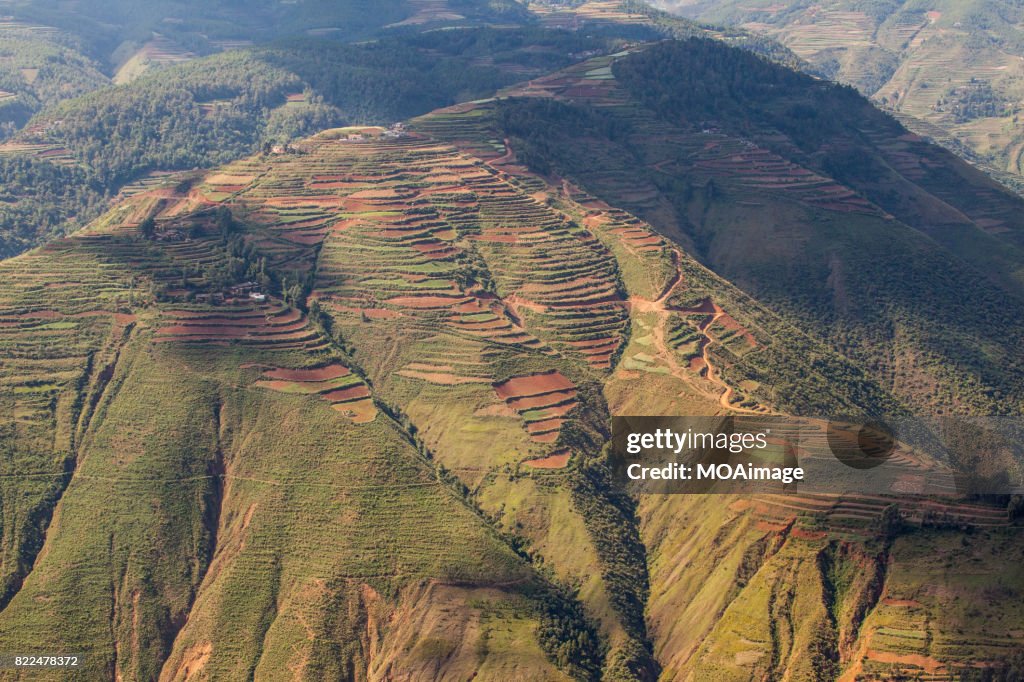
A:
[0, 27, 628, 260]
[0, 32, 108, 132]
[0, 157, 105, 257]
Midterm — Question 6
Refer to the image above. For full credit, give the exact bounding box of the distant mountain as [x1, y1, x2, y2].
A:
[0, 0, 532, 133]
[651, 0, 1024, 179]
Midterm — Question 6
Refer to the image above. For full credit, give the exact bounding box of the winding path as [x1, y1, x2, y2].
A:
[628, 247, 764, 415]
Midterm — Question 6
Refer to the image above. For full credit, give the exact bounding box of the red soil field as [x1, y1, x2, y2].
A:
[715, 312, 757, 348]
[881, 598, 923, 608]
[676, 297, 721, 315]
[348, 188, 405, 200]
[320, 385, 371, 402]
[385, 295, 467, 309]
[158, 324, 253, 337]
[361, 308, 402, 319]
[494, 370, 575, 399]
[264, 197, 343, 208]
[280, 232, 329, 245]
[506, 389, 577, 411]
[8, 310, 61, 319]
[567, 338, 619, 350]
[526, 418, 564, 434]
[865, 650, 945, 675]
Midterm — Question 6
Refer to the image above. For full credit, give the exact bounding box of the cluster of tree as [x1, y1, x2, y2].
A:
[935, 80, 1013, 123]
[568, 456, 658, 679]
[0, 157, 105, 258]
[532, 583, 603, 681]
[40, 52, 306, 186]
[262, 28, 607, 124]
[494, 97, 633, 176]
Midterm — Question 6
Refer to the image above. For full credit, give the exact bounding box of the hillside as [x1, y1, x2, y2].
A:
[0, 54, 1021, 678]
[651, 0, 1024, 179]
[418, 39, 1024, 416]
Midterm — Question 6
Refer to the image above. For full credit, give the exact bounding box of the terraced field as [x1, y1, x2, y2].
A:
[0, 140, 74, 164]
[0, 184, 590, 680]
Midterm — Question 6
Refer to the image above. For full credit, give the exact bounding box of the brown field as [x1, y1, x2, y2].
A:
[494, 370, 575, 400]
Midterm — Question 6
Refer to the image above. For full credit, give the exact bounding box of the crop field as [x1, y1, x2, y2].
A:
[156, 303, 326, 351]
[385, 0, 465, 27]
[741, 8, 877, 60]
[529, 1, 652, 30]
[252, 361, 376, 422]
[0, 19, 61, 40]
[494, 371, 579, 443]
